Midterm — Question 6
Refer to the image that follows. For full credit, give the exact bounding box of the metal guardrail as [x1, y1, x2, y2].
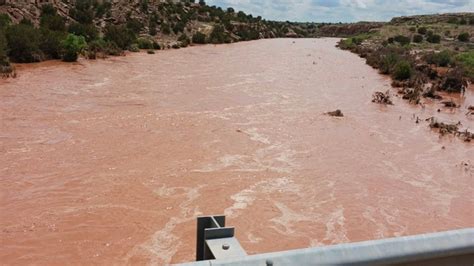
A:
[177, 215, 474, 266]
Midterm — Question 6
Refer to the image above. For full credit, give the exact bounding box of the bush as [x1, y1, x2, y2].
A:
[426, 34, 441, 43]
[393, 60, 412, 80]
[178, 34, 190, 47]
[426, 50, 452, 67]
[409, 26, 416, 32]
[417, 27, 427, 35]
[192, 31, 207, 44]
[0, 28, 10, 69]
[68, 22, 98, 42]
[456, 51, 474, 80]
[458, 32, 470, 42]
[6, 23, 43, 62]
[40, 29, 66, 59]
[136, 38, 154, 49]
[209, 25, 229, 44]
[413, 34, 423, 43]
[126, 18, 143, 34]
[173, 21, 186, 34]
[393, 35, 411, 46]
[161, 23, 171, 35]
[379, 52, 400, 74]
[128, 43, 139, 52]
[40, 5, 66, 32]
[87, 39, 106, 59]
[61, 34, 87, 62]
[104, 25, 135, 49]
[0, 14, 11, 29]
[149, 20, 157, 36]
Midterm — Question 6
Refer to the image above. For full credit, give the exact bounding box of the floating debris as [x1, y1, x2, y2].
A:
[325, 109, 344, 117]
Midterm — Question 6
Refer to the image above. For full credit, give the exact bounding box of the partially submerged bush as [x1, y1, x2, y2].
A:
[438, 68, 467, 93]
[425, 50, 452, 67]
[61, 33, 87, 62]
[393, 60, 413, 80]
[372, 90, 393, 105]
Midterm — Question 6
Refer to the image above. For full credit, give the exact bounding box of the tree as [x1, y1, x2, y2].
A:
[104, 25, 135, 49]
[6, 23, 42, 62]
[61, 34, 87, 62]
[40, 4, 66, 32]
[68, 23, 98, 42]
[40, 29, 66, 59]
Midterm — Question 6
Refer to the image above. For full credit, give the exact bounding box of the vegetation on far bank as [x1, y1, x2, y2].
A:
[0, 0, 327, 76]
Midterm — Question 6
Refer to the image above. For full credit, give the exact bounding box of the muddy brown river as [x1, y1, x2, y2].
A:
[1, 39, 473, 265]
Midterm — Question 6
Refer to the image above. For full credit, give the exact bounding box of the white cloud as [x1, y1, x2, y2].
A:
[206, 0, 474, 22]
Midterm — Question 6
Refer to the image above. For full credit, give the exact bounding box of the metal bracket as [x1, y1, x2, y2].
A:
[196, 215, 247, 261]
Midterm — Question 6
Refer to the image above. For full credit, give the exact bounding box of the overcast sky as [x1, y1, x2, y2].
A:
[205, 0, 474, 23]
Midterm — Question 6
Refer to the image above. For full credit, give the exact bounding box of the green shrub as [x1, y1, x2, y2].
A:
[149, 20, 157, 36]
[40, 29, 66, 59]
[161, 23, 171, 35]
[87, 38, 106, 59]
[426, 34, 441, 43]
[413, 34, 423, 43]
[447, 17, 458, 24]
[178, 34, 190, 47]
[209, 25, 229, 44]
[128, 43, 139, 52]
[409, 26, 416, 32]
[104, 25, 135, 49]
[426, 50, 452, 67]
[0, 28, 9, 67]
[61, 33, 87, 62]
[417, 27, 427, 35]
[104, 41, 122, 56]
[173, 21, 186, 34]
[393, 35, 411, 46]
[68, 22, 98, 42]
[379, 52, 400, 74]
[126, 18, 143, 34]
[6, 23, 43, 62]
[0, 14, 11, 29]
[393, 60, 412, 80]
[136, 38, 154, 49]
[458, 32, 470, 42]
[455, 51, 474, 80]
[192, 31, 207, 44]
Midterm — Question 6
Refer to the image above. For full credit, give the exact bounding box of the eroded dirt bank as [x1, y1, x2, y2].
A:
[1, 39, 473, 265]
